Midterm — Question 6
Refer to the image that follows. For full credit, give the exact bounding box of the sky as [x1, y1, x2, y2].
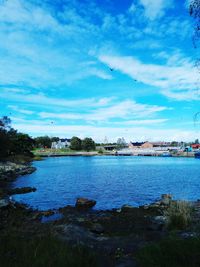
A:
[0, 0, 200, 142]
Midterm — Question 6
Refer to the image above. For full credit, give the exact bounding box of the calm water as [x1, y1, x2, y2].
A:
[12, 156, 200, 210]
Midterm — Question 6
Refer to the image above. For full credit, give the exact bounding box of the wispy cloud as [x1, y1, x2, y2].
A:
[138, 0, 174, 20]
[1, 90, 113, 108]
[99, 54, 199, 101]
[12, 122, 198, 142]
[38, 100, 170, 122]
[8, 105, 34, 115]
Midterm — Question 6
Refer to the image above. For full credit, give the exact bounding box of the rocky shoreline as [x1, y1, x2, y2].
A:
[1, 161, 200, 266]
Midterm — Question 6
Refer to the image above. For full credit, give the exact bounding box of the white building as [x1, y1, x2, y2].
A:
[51, 138, 71, 149]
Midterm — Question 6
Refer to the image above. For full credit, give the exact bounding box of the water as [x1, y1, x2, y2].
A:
[12, 156, 200, 210]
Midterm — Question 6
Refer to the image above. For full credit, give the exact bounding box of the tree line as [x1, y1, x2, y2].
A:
[0, 116, 96, 160]
[0, 116, 34, 160]
[70, 136, 96, 151]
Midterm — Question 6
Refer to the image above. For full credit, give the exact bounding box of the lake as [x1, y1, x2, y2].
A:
[12, 156, 200, 210]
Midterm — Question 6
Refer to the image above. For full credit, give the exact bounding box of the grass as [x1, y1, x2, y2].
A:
[0, 233, 99, 267]
[136, 237, 200, 267]
[165, 201, 193, 230]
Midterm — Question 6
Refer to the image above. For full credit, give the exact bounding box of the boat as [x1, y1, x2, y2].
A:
[195, 151, 200, 158]
[162, 152, 172, 157]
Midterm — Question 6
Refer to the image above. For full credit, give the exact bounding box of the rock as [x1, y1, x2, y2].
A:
[77, 217, 85, 223]
[75, 198, 96, 209]
[121, 204, 135, 212]
[179, 232, 198, 239]
[41, 210, 55, 217]
[0, 199, 10, 208]
[161, 194, 172, 205]
[90, 223, 104, 234]
[9, 187, 36, 195]
[149, 215, 167, 231]
[55, 224, 97, 245]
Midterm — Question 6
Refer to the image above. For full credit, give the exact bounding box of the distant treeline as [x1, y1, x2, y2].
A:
[0, 116, 34, 160]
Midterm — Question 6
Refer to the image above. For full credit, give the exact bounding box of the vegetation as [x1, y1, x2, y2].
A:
[34, 136, 59, 148]
[0, 116, 34, 160]
[0, 233, 98, 267]
[136, 237, 200, 267]
[165, 201, 193, 230]
[70, 136, 82, 150]
[70, 136, 96, 151]
[82, 137, 96, 151]
[190, 0, 200, 49]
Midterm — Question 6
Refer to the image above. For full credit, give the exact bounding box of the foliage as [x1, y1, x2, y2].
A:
[70, 136, 82, 150]
[98, 148, 104, 154]
[136, 237, 200, 267]
[82, 137, 96, 151]
[116, 137, 126, 149]
[0, 233, 98, 267]
[164, 201, 192, 230]
[190, 0, 200, 70]
[0, 116, 34, 160]
[34, 136, 59, 148]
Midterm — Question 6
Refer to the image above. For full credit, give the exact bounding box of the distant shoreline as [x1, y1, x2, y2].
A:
[34, 151, 196, 158]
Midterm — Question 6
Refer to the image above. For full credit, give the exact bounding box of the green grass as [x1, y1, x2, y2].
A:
[0, 233, 98, 267]
[136, 237, 200, 267]
[165, 201, 193, 230]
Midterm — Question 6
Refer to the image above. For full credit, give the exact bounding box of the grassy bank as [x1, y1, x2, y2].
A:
[136, 237, 200, 267]
[0, 233, 98, 267]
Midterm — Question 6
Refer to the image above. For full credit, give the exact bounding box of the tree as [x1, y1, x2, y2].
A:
[190, 0, 200, 47]
[117, 137, 126, 149]
[0, 116, 34, 160]
[82, 137, 96, 151]
[34, 136, 52, 148]
[70, 136, 82, 150]
[0, 121, 10, 158]
[195, 138, 199, 144]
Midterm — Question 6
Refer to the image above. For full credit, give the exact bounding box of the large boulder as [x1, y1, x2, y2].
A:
[75, 198, 96, 209]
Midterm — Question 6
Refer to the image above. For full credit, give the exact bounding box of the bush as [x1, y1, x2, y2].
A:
[0, 233, 98, 267]
[165, 201, 192, 230]
[136, 237, 200, 267]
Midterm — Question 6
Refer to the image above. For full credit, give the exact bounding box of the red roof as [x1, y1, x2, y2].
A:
[191, 144, 200, 148]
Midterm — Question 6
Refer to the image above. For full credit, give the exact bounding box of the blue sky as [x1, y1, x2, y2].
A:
[0, 0, 200, 142]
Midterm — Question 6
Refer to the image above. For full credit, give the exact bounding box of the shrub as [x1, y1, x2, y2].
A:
[165, 201, 192, 230]
[136, 237, 200, 267]
[0, 233, 98, 267]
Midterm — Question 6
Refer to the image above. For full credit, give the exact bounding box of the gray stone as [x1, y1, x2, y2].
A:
[75, 198, 96, 209]
[0, 199, 10, 208]
[55, 224, 97, 245]
[121, 204, 135, 212]
[90, 223, 104, 234]
[161, 194, 172, 205]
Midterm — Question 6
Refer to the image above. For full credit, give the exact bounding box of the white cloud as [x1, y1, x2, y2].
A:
[99, 54, 199, 101]
[38, 100, 170, 122]
[12, 122, 200, 142]
[139, 0, 174, 20]
[1, 90, 113, 108]
[8, 105, 34, 115]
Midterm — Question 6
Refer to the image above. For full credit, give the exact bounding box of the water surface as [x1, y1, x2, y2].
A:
[12, 156, 200, 210]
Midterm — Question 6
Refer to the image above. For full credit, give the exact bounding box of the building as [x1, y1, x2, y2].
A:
[152, 142, 172, 147]
[129, 141, 153, 149]
[191, 144, 200, 150]
[51, 138, 71, 149]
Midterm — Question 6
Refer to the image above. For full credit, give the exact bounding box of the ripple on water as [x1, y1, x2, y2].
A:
[12, 156, 200, 210]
